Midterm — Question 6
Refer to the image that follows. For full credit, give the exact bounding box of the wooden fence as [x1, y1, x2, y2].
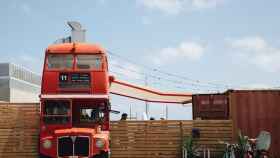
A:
[0, 103, 233, 158]
[111, 120, 232, 158]
[0, 103, 39, 157]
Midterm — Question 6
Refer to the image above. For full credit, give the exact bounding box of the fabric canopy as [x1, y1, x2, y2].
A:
[110, 79, 192, 104]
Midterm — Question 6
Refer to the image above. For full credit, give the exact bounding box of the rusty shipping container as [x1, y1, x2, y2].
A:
[192, 93, 229, 120]
[228, 90, 280, 157]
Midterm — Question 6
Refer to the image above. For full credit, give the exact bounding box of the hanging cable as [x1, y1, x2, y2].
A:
[108, 55, 226, 92]
[107, 50, 233, 89]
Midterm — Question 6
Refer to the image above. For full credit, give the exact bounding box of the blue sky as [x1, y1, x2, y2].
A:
[1, 0, 280, 120]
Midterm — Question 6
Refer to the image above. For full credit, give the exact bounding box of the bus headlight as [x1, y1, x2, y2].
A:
[42, 139, 52, 149]
[95, 139, 105, 148]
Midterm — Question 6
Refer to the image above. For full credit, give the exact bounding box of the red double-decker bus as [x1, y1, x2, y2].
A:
[39, 43, 111, 158]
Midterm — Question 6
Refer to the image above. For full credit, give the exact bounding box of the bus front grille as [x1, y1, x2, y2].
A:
[58, 136, 89, 157]
[74, 137, 89, 156]
[58, 137, 73, 157]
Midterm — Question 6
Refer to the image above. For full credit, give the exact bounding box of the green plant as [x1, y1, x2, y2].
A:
[183, 136, 200, 158]
[221, 141, 237, 158]
[236, 130, 249, 158]
[221, 130, 250, 158]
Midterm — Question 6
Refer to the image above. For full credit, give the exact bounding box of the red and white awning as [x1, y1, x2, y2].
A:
[110, 79, 192, 104]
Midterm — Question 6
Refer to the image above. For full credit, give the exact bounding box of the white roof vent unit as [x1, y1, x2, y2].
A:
[54, 21, 86, 44]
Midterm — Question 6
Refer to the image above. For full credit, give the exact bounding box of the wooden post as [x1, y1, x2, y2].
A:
[180, 121, 184, 158]
[229, 91, 237, 142]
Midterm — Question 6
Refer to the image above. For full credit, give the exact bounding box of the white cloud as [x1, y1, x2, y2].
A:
[152, 41, 205, 65]
[138, 0, 224, 14]
[228, 36, 280, 72]
[139, 0, 183, 14]
[192, 0, 224, 9]
[229, 36, 267, 52]
[179, 42, 205, 59]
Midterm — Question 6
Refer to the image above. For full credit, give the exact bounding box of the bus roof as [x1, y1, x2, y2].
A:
[46, 43, 106, 54]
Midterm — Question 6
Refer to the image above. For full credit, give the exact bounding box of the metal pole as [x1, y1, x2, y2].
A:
[145, 76, 149, 117]
[129, 105, 132, 120]
[165, 105, 168, 120]
[203, 148, 206, 158]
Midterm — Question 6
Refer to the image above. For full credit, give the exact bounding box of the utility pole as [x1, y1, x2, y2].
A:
[129, 105, 132, 120]
[165, 105, 168, 120]
[145, 76, 149, 117]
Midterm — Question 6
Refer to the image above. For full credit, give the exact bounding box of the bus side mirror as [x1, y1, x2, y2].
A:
[109, 75, 115, 83]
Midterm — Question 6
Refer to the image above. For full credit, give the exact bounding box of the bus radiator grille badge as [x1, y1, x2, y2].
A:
[71, 136, 77, 143]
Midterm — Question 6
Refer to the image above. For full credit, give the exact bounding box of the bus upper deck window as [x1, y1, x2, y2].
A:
[76, 55, 102, 70]
[47, 54, 73, 69]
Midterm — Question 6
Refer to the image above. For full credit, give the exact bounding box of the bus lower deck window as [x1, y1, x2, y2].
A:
[43, 100, 70, 124]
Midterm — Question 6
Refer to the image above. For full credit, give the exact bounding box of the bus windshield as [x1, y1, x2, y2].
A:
[76, 55, 102, 70]
[47, 54, 73, 69]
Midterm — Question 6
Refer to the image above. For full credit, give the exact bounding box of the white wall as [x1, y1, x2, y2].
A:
[10, 88, 39, 103]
